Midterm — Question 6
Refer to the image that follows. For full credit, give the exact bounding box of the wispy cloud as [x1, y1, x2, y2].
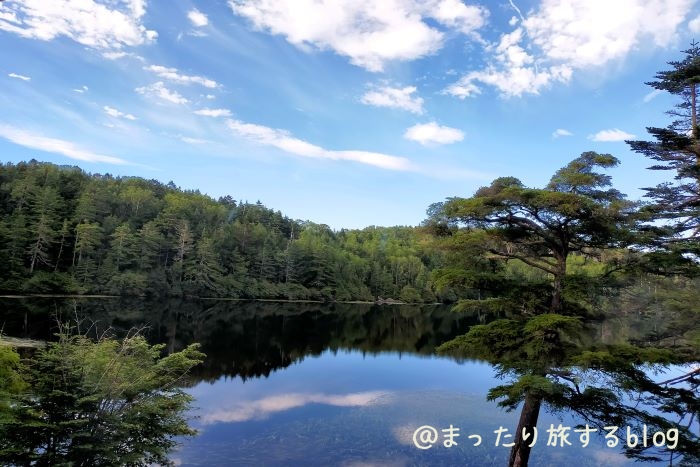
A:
[552, 128, 573, 138]
[643, 89, 662, 103]
[194, 108, 231, 118]
[144, 65, 218, 88]
[104, 105, 136, 120]
[588, 128, 635, 142]
[102, 51, 128, 60]
[73, 85, 89, 93]
[187, 8, 209, 27]
[0, 124, 127, 164]
[0, 0, 157, 49]
[404, 122, 464, 145]
[8, 72, 30, 81]
[178, 135, 210, 145]
[135, 82, 188, 104]
[226, 119, 414, 171]
[361, 84, 424, 114]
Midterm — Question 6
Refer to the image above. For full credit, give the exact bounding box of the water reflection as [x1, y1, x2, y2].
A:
[0, 298, 480, 380]
[0, 298, 698, 466]
[200, 391, 391, 424]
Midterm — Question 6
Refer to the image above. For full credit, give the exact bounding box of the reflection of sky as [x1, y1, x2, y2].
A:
[200, 390, 390, 424]
[188, 349, 497, 413]
[176, 350, 676, 466]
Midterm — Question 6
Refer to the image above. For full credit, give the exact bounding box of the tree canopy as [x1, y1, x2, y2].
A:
[627, 41, 700, 245]
[429, 151, 635, 313]
[0, 330, 204, 466]
[0, 160, 445, 303]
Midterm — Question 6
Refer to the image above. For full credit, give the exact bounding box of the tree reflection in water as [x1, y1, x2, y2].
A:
[438, 315, 699, 467]
[0, 297, 698, 466]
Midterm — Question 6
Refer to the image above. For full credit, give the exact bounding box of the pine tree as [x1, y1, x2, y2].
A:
[627, 42, 700, 244]
[432, 152, 635, 313]
[27, 185, 61, 273]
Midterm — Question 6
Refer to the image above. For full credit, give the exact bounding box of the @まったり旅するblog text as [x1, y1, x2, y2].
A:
[412, 424, 678, 450]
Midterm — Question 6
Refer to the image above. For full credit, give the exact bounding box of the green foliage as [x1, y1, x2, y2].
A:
[20, 271, 81, 294]
[0, 344, 27, 425]
[627, 42, 700, 244]
[521, 314, 582, 357]
[105, 271, 149, 296]
[437, 319, 523, 360]
[0, 331, 204, 466]
[0, 345, 25, 394]
[431, 49, 700, 467]
[0, 161, 441, 302]
[399, 286, 422, 303]
[427, 152, 636, 314]
[488, 375, 566, 411]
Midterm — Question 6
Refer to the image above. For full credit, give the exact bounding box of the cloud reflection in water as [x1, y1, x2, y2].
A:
[200, 390, 391, 424]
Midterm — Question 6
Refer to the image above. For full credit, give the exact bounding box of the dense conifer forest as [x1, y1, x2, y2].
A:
[0, 160, 445, 302]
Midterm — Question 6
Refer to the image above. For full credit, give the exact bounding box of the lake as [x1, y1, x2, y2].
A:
[0, 298, 695, 466]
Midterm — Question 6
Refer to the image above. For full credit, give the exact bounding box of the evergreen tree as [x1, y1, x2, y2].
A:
[27, 185, 62, 273]
[430, 152, 635, 313]
[0, 332, 204, 466]
[627, 42, 700, 245]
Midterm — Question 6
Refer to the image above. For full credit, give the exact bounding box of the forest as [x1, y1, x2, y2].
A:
[2, 35, 700, 467]
[0, 46, 699, 332]
[0, 161, 446, 302]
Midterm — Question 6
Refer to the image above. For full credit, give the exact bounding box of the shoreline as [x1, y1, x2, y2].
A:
[0, 294, 442, 306]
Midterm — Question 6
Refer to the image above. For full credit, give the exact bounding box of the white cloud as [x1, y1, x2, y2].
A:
[0, 124, 127, 164]
[428, 0, 489, 34]
[446, 0, 694, 98]
[187, 8, 209, 27]
[179, 135, 209, 144]
[135, 82, 189, 104]
[228, 0, 488, 72]
[446, 26, 572, 98]
[588, 128, 635, 142]
[0, 0, 157, 49]
[689, 14, 700, 32]
[102, 51, 128, 60]
[205, 94, 216, 100]
[144, 65, 218, 88]
[552, 128, 573, 138]
[403, 122, 464, 145]
[194, 108, 232, 117]
[102, 50, 145, 61]
[73, 85, 89, 93]
[201, 391, 388, 424]
[103, 105, 136, 120]
[524, 0, 689, 67]
[8, 72, 30, 81]
[226, 119, 414, 171]
[360, 84, 424, 114]
[643, 89, 662, 103]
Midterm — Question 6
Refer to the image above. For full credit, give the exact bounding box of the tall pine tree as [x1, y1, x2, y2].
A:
[627, 42, 700, 246]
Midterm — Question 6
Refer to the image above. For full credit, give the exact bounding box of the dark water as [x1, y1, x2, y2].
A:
[0, 298, 695, 466]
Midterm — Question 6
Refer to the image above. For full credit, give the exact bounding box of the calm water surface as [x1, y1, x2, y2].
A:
[0, 298, 690, 466]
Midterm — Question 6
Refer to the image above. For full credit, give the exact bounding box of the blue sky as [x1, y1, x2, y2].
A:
[0, 0, 698, 229]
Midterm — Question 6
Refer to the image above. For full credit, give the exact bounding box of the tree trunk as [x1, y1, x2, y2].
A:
[692, 82, 699, 165]
[550, 255, 566, 313]
[508, 392, 542, 467]
[29, 239, 39, 274]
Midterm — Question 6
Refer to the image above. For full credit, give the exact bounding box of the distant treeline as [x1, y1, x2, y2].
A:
[0, 160, 448, 302]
